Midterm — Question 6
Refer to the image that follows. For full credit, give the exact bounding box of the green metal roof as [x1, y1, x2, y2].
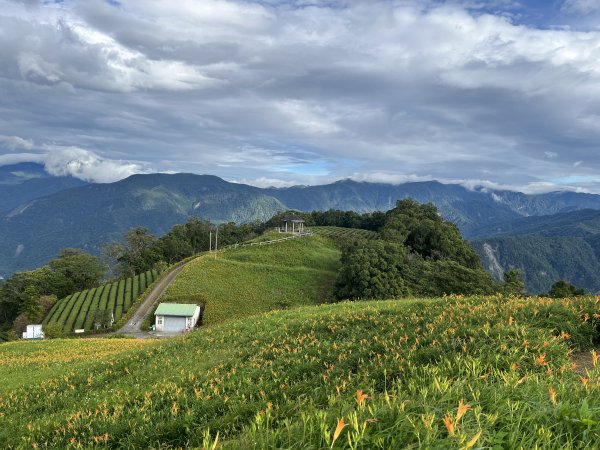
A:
[154, 303, 198, 317]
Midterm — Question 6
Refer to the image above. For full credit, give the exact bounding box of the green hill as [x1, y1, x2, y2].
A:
[42, 269, 160, 333]
[161, 234, 340, 326]
[1, 295, 599, 448]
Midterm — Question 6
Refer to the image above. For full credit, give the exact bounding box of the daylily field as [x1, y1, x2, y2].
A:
[0, 294, 599, 448]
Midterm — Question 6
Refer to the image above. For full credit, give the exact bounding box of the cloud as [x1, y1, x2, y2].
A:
[0, 134, 34, 150]
[562, 0, 600, 15]
[0, 152, 44, 165]
[349, 172, 436, 185]
[232, 177, 301, 188]
[0, 146, 151, 183]
[2, 1, 600, 192]
[41, 146, 151, 183]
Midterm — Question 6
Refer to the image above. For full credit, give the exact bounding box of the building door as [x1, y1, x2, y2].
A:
[163, 316, 186, 332]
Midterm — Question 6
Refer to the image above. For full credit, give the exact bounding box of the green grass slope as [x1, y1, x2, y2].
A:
[162, 234, 340, 325]
[0, 338, 155, 394]
[1, 295, 599, 448]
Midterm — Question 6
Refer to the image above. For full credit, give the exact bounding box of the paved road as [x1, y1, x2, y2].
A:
[117, 263, 188, 337]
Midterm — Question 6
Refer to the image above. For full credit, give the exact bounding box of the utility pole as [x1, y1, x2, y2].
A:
[209, 231, 212, 253]
[215, 225, 218, 258]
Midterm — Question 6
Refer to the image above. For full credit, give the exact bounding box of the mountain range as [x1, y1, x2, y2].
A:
[0, 163, 87, 214]
[3, 162, 600, 293]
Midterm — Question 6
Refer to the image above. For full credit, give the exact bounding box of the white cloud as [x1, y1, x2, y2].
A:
[0, 152, 44, 165]
[232, 177, 301, 188]
[349, 172, 435, 185]
[3, 1, 600, 192]
[41, 146, 151, 183]
[0, 134, 34, 150]
[562, 0, 600, 15]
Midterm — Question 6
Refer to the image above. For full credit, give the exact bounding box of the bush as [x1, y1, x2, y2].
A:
[43, 323, 65, 339]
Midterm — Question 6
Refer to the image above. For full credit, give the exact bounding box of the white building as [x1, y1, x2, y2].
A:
[154, 303, 201, 333]
[22, 324, 44, 340]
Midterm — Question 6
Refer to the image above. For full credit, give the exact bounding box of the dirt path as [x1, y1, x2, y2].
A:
[117, 263, 188, 337]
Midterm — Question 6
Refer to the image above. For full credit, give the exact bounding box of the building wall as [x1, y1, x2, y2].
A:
[155, 306, 201, 332]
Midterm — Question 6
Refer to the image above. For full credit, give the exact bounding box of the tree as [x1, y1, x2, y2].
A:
[335, 240, 409, 300]
[503, 268, 526, 296]
[405, 258, 497, 296]
[334, 199, 498, 300]
[43, 323, 64, 339]
[382, 199, 481, 268]
[93, 309, 113, 330]
[548, 280, 587, 298]
[104, 227, 160, 277]
[0, 267, 53, 329]
[48, 249, 106, 298]
[19, 285, 41, 322]
[11, 313, 29, 334]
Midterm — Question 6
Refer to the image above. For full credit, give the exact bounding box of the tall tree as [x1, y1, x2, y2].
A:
[503, 268, 526, 296]
[19, 285, 41, 322]
[382, 199, 481, 268]
[48, 249, 106, 298]
[104, 227, 159, 277]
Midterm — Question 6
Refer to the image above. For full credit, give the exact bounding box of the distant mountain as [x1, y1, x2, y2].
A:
[4, 172, 600, 279]
[471, 209, 600, 293]
[0, 173, 286, 276]
[0, 163, 87, 213]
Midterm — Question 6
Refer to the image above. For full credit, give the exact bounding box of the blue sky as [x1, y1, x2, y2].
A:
[2, 0, 600, 192]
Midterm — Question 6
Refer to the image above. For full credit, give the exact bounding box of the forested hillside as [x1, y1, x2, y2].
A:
[5, 170, 600, 277]
[472, 209, 600, 293]
[0, 162, 86, 213]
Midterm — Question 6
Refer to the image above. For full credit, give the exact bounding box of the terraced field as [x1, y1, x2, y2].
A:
[42, 269, 160, 333]
[312, 226, 379, 240]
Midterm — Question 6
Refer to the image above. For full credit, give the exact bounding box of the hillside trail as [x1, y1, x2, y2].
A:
[116, 232, 315, 338]
[117, 263, 188, 338]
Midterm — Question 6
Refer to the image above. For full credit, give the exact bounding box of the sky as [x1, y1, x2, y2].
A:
[2, 0, 600, 192]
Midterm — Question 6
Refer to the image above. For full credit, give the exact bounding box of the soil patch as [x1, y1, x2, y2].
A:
[570, 348, 599, 377]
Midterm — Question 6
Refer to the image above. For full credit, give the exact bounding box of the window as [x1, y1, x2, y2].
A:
[157, 316, 163, 325]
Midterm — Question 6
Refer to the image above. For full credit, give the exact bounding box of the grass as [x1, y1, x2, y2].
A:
[0, 338, 156, 394]
[1, 295, 599, 448]
[42, 269, 160, 333]
[160, 234, 340, 326]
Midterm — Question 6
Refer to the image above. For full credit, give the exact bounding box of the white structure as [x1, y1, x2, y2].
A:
[154, 303, 201, 333]
[22, 324, 44, 340]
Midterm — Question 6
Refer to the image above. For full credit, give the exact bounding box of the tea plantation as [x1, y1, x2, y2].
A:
[42, 269, 160, 333]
